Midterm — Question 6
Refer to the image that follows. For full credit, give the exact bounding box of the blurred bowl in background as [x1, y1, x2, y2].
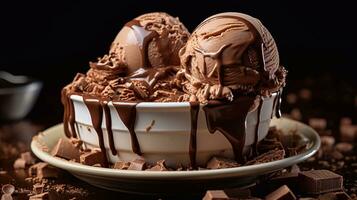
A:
[0, 71, 42, 121]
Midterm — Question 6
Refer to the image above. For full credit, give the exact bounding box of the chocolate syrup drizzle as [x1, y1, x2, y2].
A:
[203, 98, 256, 163]
[102, 101, 117, 155]
[113, 102, 141, 155]
[189, 102, 200, 167]
[82, 96, 109, 167]
[253, 97, 264, 156]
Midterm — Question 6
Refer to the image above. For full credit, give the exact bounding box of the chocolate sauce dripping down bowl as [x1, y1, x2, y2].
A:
[62, 92, 279, 168]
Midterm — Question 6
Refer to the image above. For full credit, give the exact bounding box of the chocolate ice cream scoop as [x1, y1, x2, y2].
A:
[179, 12, 286, 102]
[110, 12, 190, 74]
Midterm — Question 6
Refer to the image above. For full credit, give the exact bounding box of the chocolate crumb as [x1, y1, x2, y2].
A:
[145, 120, 155, 132]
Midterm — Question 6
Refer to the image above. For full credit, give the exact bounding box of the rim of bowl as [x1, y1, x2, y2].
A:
[0, 79, 43, 94]
[70, 91, 279, 107]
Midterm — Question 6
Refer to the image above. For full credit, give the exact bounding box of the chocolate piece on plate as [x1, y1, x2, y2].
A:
[80, 150, 104, 166]
[51, 138, 80, 161]
[113, 161, 130, 170]
[146, 160, 168, 171]
[128, 159, 146, 171]
[206, 157, 240, 169]
[265, 185, 296, 200]
[298, 170, 343, 194]
[202, 190, 229, 200]
[245, 149, 285, 165]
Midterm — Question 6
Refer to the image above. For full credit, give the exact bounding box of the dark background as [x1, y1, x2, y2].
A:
[0, 1, 356, 124]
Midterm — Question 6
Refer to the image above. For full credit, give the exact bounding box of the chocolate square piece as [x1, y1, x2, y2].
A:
[128, 159, 146, 171]
[265, 185, 296, 200]
[202, 190, 229, 200]
[146, 160, 168, 171]
[28, 162, 59, 180]
[206, 157, 240, 169]
[80, 150, 104, 166]
[113, 161, 130, 170]
[318, 191, 352, 200]
[298, 170, 343, 194]
[51, 138, 80, 161]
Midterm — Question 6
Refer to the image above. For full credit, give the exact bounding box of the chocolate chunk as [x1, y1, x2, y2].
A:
[69, 137, 83, 149]
[308, 118, 327, 130]
[265, 185, 296, 200]
[21, 152, 35, 165]
[13, 158, 27, 169]
[335, 143, 353, 153]
[298, 170, 343, 194]
[340, 125, 357, 142]
[2, 184, 15, 194]
[29, 192, 49, 200]
[224, 187, 251, 199]
[245, 149, 285, 165]
[28, 162, 59, 180]
[113, 161, 130, 170]
[146, 160, 168, 171]
[271, 172, 299, 190]
[51, 138, 80, 161]
[206, 157, 240, 169]
[80, 150, 104, 166]
[320, 136, 335, 148]
[202, 190, 229, 200]
[128, 159, 146, 171]
[318, 191, 352, 200]
[331, 150, 344, 160]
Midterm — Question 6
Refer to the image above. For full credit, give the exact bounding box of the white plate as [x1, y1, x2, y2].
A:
[31, 118, 320, 195]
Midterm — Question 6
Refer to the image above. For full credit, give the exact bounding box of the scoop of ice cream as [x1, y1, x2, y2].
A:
[110, 12, 190, 75]
[179, 12, 286, 102]
[64, 13, 190, 102]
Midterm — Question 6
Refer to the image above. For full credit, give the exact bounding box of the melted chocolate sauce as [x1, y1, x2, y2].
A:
[203, 97, 256, 163]
[189, 102, 200, 167]
[61, 89, 77, 138]
[113, 102, 141, 155]
[275, 90, 282, 118]
[253, 97, 264, 156]
[83, 96, 109, 167]
[125, 20, 159, 69]
[102, 101, 117, 155]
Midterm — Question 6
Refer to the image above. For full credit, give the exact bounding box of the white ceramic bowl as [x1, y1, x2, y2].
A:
[71, 92, 279, 167]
